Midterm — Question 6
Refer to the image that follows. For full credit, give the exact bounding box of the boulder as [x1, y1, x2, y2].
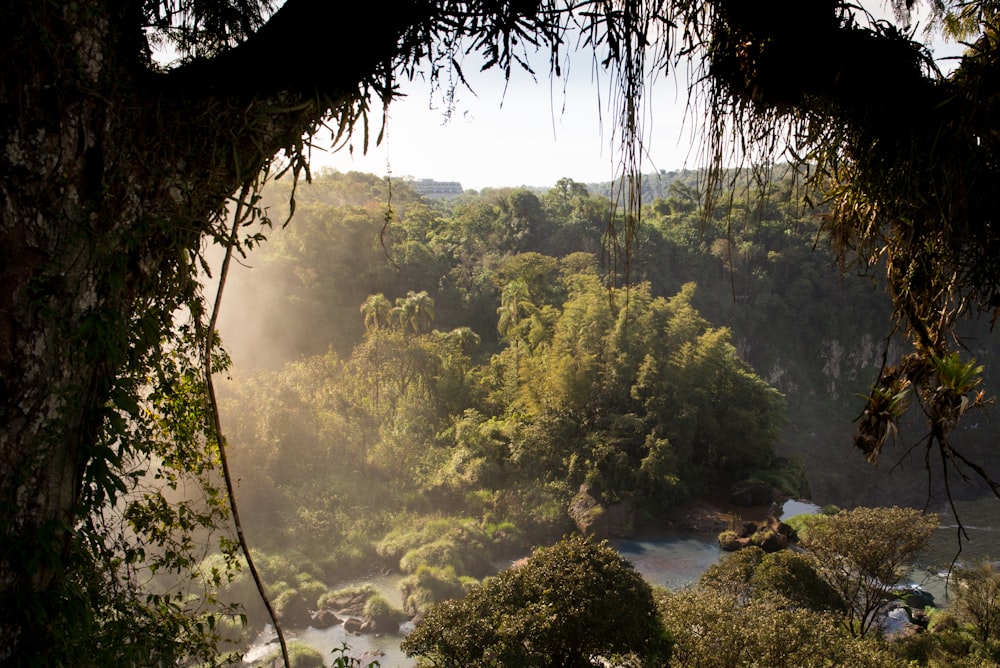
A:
[718, 516, 793, 553]
[738, 521, 759, 538]
[569, 485, 609, 540]
[910, 608, 930, 629]
[752, 529, 787, 552]
[277, 593, 312, 628]
[344, 617, 365, 635]
[897, 586, 935, 610]
[718, 531, 745, 552]
[309, 608, 341, 629]
[360, 616, 397, 634]
[325, 588, 370, 617]
[606, 502, 634, 538]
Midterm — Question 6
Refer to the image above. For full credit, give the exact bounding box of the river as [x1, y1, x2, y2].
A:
[243, 496, 1000, 667]
[243, 529, 728, 667]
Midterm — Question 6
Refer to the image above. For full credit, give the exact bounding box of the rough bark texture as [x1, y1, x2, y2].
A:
[0, 0, 431, 657]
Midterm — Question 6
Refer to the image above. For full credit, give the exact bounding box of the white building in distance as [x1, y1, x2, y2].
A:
[411, 179, 464, 199]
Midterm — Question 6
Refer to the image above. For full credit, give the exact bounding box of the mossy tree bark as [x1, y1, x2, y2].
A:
[0, 0, 431, 656]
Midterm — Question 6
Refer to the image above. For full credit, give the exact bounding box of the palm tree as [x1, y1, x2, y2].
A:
[360, 293, 392, 332]
[497, 279, 538, 343]
[396, 290, 435, 335]
[444, 326, 481, 355]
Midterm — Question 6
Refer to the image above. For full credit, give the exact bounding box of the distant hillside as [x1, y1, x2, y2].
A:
[219, 168, 1000, 510]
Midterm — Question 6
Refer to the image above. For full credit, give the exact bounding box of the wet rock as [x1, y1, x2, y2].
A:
[309, 608, 341, 629]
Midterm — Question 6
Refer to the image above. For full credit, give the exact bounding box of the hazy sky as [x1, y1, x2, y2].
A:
[313, 4, 963, 192]
[312, 52, 700, 191]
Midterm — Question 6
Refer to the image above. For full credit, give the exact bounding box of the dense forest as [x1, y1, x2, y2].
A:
[194, 168, 1000, 666]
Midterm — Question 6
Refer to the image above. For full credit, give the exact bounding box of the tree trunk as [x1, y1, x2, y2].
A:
[0, 0, 432, 657]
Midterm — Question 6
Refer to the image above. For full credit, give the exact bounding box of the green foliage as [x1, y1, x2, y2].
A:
[402, 535, 671, 667]
[213, 173, 818, 626]
[364, 593, 405, 626]
[377, 517, 494, 578]
[953, 558, 1000, 644]
[699, 545, 767, 598]
[798, 506, 939, 637]
[657, 588, 906, 668]
[699, 546, 842, 613]
[750, 550, 844, 614]
[207, 172, 989, 666]
[893, 606, 1000, 668]
[400, 565, 467, 618]
[259, 640, 326, 668]
[330, 642, 382, 668]
[13, 329, 250, 666]
[18, 1, 1000, 661]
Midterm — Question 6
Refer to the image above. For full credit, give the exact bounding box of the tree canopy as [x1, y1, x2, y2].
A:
[400, 534, 672, 667]
[4, 0, 1000, 663]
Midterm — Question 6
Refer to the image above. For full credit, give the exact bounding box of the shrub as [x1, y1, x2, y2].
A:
[953, 557, 1000, 643]
[258, 640, 326, 668]
[799, 506, 938, 637]
[717, 530, 742, 552]
[402, 535, 671, 667]
[364, 593, 407, 630]
[317, 585, 374, 616]
[657, 588, 904, 668]
[379, 516, 494, 577]
[400, 565, 466, 617]
[750, 550, 844, 613]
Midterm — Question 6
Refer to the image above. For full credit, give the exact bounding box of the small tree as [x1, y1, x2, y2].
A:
[658, 588, 906, 668]
[799, 506, 938, 637]
[699, 546, 844, 614]
[953, 557, 1000, 644]
[401, 534, 672, 667]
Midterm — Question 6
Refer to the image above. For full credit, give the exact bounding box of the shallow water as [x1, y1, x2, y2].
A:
[243, 572, 412, 667]
[912, 496, 1000, 607]
[613, 532, 722, 590]
[242, 498, 991, 665]
[779, 498, 822, 520]
[243, 529, 727, 666]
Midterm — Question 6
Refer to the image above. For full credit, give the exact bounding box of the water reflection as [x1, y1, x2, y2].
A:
[614, 533, 722, 590]
[779, 499, 821, 521]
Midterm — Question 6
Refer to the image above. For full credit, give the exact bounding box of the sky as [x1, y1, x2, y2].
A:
[311, 54, 701, 191]
[311, 4, 964, 192]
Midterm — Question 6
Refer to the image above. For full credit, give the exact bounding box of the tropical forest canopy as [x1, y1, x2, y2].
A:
[206, 168, 1000, 666]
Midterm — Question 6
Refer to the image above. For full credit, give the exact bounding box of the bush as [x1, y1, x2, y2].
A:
[750, 550, 844, 613]
[317, 585, 374, 616]
[657, 588, 904, 668]
[717, 530, 742, 552]
[400, 565, 466, 617]
[258, 640, 325, 668]
[379, 517, 494, 577]
[364, 593, 408, 630]
[953, 557, 1000, 643]
[274, 589, 314, 627]
[799, 506, 938, 638]
[402, 535, 671, 667]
